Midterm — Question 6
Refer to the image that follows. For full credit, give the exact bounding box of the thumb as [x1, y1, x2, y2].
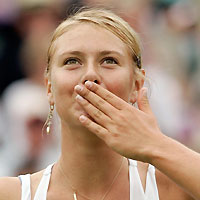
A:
[137, 87, 152, 114]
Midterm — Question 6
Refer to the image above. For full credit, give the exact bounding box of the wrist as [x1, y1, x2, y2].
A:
[145, 132, 170, 165]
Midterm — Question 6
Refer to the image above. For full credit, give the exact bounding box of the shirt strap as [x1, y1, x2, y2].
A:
[33, 163, 54, 200]
[18, 174, 31, 200]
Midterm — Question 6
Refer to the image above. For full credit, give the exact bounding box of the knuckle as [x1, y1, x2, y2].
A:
[83, 88, 90, 97]
[117, 112, 126, 122]
[105, 93, 112, 100]
[95, 125, 102, 134]
[96, 98, 105, 107]
[81, 99, 89, 107]
[94, 110, 102, 118]
[111, 132, 119, 138]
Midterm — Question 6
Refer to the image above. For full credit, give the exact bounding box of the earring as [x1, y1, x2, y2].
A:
[44, 104, 54, 135]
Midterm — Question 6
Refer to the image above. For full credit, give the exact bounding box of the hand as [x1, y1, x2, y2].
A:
[74, 81, 163, 163]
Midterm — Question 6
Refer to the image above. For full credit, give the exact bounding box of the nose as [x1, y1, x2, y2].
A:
[84, 79, 98, 84]
[81, 66, 101, 85]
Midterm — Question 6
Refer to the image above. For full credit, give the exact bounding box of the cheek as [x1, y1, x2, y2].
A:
[107, 81, 126, 100]
[50, 69, 83, 121]
[51, 70, 80, 107]
[104, 70, 135, 101]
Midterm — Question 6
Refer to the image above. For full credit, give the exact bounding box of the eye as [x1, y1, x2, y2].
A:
[102, 57, 118, 65]
[63, 58, 80, 65]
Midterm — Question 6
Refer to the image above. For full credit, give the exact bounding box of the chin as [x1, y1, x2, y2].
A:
[66, 103, 95, 126]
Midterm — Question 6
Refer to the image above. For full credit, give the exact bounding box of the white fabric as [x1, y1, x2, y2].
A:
[19, 174, 31, 200]
[19, 164, 53, 200]
[129, 159, 159, 200]
[34, 164, 54, 200]
[19, 160, 159, 200]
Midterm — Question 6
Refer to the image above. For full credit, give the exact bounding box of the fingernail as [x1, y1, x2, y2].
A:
[76, 95, 84, 101]
[75, 85, 83, 92]
[79, 115, 87, 122]
[85, 81, 93, 88]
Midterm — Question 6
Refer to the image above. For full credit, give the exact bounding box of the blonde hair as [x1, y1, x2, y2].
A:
[46, 7, 142, 76]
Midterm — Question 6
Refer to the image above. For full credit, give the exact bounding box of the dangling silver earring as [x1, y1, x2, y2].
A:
[43, 104, 54, 135]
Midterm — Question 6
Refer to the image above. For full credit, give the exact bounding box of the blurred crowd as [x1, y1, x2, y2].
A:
[0, 0, 200, 176]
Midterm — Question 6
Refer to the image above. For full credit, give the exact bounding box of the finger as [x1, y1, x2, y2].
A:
[75, 94, 111, 127]
[79, 115, 108, 141]
[84, 81, 126, 110]
[74, 84, 117, 118]
[137, 87, 153, 115]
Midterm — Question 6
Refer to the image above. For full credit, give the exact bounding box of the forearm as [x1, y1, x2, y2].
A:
[150, 134, 200, 200]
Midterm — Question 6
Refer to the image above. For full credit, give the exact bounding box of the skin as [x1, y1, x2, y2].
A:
[0, 23, 197, 200]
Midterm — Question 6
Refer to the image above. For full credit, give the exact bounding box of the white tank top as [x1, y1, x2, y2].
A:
[18, 159, 159, 200]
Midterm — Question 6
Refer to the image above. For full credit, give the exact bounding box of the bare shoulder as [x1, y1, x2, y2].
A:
[155, 169, 194, 200]
[0, 168, 45, 200]
[0, 176, 21, 200]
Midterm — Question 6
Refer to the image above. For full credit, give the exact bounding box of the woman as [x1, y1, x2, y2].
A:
[0, 8, 199, 200]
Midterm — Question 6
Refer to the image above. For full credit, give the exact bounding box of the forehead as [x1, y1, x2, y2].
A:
[53, 23, 131, 57]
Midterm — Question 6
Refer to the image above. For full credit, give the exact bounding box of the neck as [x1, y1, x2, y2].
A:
[56, 122, 127, 197]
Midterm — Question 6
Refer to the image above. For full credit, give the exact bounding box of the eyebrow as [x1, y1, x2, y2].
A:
[59, 50, 124, 57]
[98, 50, 123, 57]
[60, 51, 83, 57]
